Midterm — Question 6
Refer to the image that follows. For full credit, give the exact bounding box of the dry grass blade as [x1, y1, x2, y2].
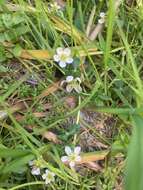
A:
[89, 24, 104, 41]
[88, 0, 123, 41]
[79, 151, 108, 163]
[20, 50, 51, 59]
[86, 6, 96, 37]
[20, 46, 98, 60]
[19, 47, 124, 60]
[49, 15, 87, 44]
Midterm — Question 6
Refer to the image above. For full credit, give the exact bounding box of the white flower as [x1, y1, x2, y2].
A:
[61, 146, 81, 169]
[61, 76, 82, 93]
[98, 12, 105, 24]
[42, 169, 55, 184]
[29, 158, 44, 176]
[0, 111, 7, 120]
[100, 12, 105, 18]
[53, 47, 73, 68]
[50, 2, 61, 11]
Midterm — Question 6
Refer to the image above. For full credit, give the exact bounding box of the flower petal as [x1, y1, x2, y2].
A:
[66, 76, 74, 82]
[74, 146, 81, 155]
[100, 12, 105, 18]
[65, 146, 72, 155]
[42, 173, 47, 180]
[75, 155, 81, 162]
[60, 80, 66, 86]
[66, 85, 73, 93]
[31, 167, 40, 175]
[59, 61, 66, 68]
[45, 169, 50, 174]
[45, 179, 50, 184]
[56, 47, 64, 55]
[75, 77, 81, 83]
[61, 156, 69, 162]
[66, 57, 73, 64]
[69, 161, 75, 168]
[53, 54, 60, 62]
[51, 172, 56, 177]
[74, 85, 82, 93]
[64, 48, 71, 56]
[29, 160, 34, 166]
[98, 18, 105, 24]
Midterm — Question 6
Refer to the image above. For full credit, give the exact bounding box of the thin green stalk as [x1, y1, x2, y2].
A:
[104, 0, 115, 94]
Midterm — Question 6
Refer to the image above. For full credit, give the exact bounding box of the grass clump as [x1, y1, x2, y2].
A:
[0, 0, 143, 189]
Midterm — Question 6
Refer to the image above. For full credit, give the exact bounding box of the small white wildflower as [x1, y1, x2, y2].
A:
[42, 169, 55, 184]
[98, 12, 105, 24]
[0, 111, 7, 120]
[61, 76, 82, 93]
[50, 2, 61, 11]
[29, 158, 44, 176]
[100, 12, 105, 18]
[53, 47, 73, 68]
[61, 146, 81, 169]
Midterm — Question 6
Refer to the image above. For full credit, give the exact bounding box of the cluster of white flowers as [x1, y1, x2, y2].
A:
[29, 158, 55, 185]
[53, 47, 82, 93]
[29, 146, 81, 184]
[98, 12, 106, 24]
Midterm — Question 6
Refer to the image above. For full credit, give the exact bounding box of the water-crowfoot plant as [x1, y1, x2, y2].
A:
[42, 169, 56, 184]
[61, 76, 82, 93]
[61, 146, 81, 169]
[53, 47, 73, 68]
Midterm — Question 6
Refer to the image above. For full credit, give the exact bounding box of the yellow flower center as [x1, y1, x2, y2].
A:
[34, 160, 42, 167]
[69, 153, 77, 161]
[60, 54, 67, 62]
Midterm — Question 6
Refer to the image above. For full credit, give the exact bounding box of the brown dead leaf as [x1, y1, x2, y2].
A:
[84, 161, 102, 171]
[37, 80, 61, 100]
[24, 125, 61, 144]
[15, 112, 48, 121]
[64, 96, 77, 109]
[42, 131, 62, 144]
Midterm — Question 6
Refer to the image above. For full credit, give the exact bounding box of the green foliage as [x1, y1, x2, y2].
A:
[0, 12, 29, 42]
[125, 115, 143, 190]
[0, 0, 143, 189]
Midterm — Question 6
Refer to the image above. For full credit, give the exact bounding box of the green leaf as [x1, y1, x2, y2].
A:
[125, 115, 143, 190]
[0, 65, 8, 72]
[12, 13, 25, 25]
[0, 148, 31, 158]
[13, 44, 22, 57]
[2, 14, 12, 28]
[2, 154, 34, 174]
[0, 0, 5, 6]
[0, 46, 6, 62]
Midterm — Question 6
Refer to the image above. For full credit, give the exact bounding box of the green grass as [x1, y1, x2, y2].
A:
[0, 0, 143, 189]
